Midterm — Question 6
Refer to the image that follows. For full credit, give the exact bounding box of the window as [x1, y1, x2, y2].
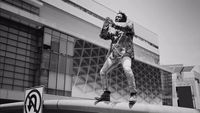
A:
[16, 60, 25, 67]
[65, 74, 72, 91]
[16, 54, 25, 61]
[0, 63, 4, 70]
[14, 79, 23, 86]
[48, 71, 57, 89]
[7, 45, 16, 53]
[26, 45, 31, 50]
[59, 39, 67, 54]
[17, 48, 26, 55]
[6, 52, 16, 59]
[44, 28, 52, 34]
[3, 77, 13, 85]
[66, 57, 73, 74]
[0, 56, 5, 63]
[68, 36, 75, 42]
[60, 33, 67, 39]
[0, 37, 7, 44]
[0, 24, 8, 31]
[0, 70, 3, 76]
[41, 50, 50, 69]
[58, 55, 66, 73]
[0, 50, 6, 57]
[18, 42, 26, 49]
[50, 53, 58, 72]
[43, 33, 51, 46]
[18, 36, 27, 43]
[52, 30, 60, 37]
[57, 73, 64, 90]
[9, 28, 18, 34]
[7, 39, 17, 46]
[19, 31, 28, 37]
[5, 57, 15, 65]
[0, 31, 8, 37]
[40, 69, 48, 85]
[67, 41, 74, 56]
[15, 67, 24, 73]
[4, 71, 14, 78]
[0, 43, 6, 50]
[25, 69, 29, 75]
[8, 33, 17, 40]
[14, 73, 24, 80]
[51, 37, 59, 52]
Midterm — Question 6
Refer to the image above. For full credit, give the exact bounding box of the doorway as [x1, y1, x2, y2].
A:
[176, 86, 194, 108]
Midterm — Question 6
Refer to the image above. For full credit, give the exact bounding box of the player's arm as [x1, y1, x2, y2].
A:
[99, 17, 117, 40]
[112, 21, 135, 35]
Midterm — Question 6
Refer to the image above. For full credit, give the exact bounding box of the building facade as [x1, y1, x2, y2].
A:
[168, 65, 200, 109]
[0, 0, 172, 105]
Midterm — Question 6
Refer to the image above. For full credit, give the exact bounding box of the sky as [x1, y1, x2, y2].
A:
[95, 0, 200, 66]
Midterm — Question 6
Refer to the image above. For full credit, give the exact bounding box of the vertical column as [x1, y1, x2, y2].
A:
[194, 80, 200, 109]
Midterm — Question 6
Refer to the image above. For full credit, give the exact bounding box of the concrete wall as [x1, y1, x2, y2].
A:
[172, 70, 200, 109]
[41, 0, 159, 55]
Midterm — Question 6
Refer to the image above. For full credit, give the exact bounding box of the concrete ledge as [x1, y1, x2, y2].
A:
[1, 99, 199, 113]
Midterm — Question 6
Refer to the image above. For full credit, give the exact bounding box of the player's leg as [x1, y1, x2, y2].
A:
[121, 56, 137, 103]
[96, 56, 117, 101]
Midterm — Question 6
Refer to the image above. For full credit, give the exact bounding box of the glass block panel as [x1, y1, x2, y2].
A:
[51, 37, 59, 52]
[59, 38, 67, 54]
[50, 53, 58, 72]
[65, 74, 72, 91]
[57, 73, 65, 90]
[44, 33, 51, 46]
[58, 55, 66, 73]
[48, 71, 56, 89]
[67, 41, 74, 56]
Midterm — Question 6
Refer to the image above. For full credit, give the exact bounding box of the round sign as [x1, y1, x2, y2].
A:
[24, 89, 42, 113]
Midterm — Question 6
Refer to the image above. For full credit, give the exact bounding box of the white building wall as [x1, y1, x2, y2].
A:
[40, 2, 110, 49]
[172, 73, 178, 107]
[172, 66, 200, 109]
[134, 22, 158, 46]
[42, 0, 103, 28]
[70, 0, 116, 19]
[42, 0, 159, 55]
[133, 37, 159, 55]
[70, 0, 159, 47]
